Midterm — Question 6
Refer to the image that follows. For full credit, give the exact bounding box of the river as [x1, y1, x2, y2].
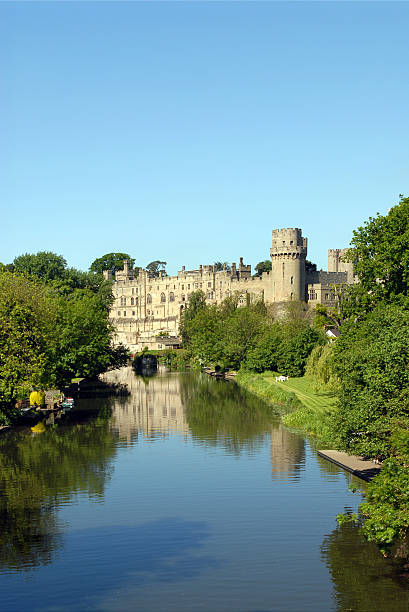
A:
[0, 367, 408, 611]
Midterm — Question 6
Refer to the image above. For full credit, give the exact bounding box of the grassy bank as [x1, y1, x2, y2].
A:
[236, 371, 337, 444]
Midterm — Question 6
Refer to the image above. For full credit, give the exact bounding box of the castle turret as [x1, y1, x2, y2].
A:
[270, 228, 307, 301]
[328, 248, 355, 283]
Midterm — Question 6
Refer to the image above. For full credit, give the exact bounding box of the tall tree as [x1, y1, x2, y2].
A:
[342, 195, 409, 317]
[254, 260, 272, 277]
[90, 253, 135, 275]
[146, 260, 167, 277]
[13, 252, 67, 282]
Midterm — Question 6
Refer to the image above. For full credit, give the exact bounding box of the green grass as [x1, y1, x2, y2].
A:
[236, 370, 337, 445]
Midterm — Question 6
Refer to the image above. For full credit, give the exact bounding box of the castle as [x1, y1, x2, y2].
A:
[106, 228, 354, 353]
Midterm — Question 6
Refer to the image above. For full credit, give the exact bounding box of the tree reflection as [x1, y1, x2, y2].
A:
[180, 374, 277, 455]
[322, 521, 409, 611]
[0, 410, 116, 572]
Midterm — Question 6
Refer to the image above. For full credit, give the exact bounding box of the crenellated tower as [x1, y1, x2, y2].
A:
[270, 228, 307, 301]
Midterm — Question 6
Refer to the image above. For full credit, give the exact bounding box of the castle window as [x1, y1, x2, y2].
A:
[135, 288, 138, 294]
[291, 276, 294, 285]
[147, 310, 150, 315]
[208, 282, 211, 287]
[147, 294, 152, 304]
[157, 286, 159, 290]
[182, 284, 184, 290]
[135, 297, 138, 306]
[290, 240, 293, 245]
[132, 311, 135, 316]
[160, 292, 166, 303]
[181, 294, 185, 302]
[131, 298, 134, 305]
[132, 288, 134, 295]
[282, 241, 285, 245]
[118, 311, 121, 316]
[188, 284, 190, 289]
[169, 292, 175, 302]
[123, 311, 126, 316]
[282, 263, 285, 278]
[200, 283, 202, 287]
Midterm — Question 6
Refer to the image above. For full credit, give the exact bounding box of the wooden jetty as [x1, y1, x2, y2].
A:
[318, 449, 382, 482]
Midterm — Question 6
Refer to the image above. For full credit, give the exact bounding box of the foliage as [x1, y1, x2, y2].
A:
[243, 325, 283, 372]
[13, 251, 67, 282]
[331, 303, 409, 457]
[0, 271, 57, 423]
[214, 261, 231, 271]
[341, 195, 409, 318]
[0, 268, 127, 422]
[276, 327, 326, 377]
[304, 343, 340, 391]
[89, 253, 136, 275]
[157, 349, 190, 370]
[51, 290, 129, 387]
[179, 290, 207, 346]
[314, 301, 343, 330]
[254, 260, 271, 277]
[146, 260, 167, 277]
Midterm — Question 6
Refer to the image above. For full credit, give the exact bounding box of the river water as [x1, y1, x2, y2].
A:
[1, 368, 408, 612]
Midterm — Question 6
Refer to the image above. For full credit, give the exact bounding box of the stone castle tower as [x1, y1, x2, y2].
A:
[327, 248, 355, 283]
[270, 228, 307, 302]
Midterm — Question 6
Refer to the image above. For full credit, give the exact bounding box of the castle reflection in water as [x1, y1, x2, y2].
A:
[102, 367, 305, 478]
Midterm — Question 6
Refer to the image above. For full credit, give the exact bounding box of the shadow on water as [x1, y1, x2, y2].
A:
[0, 407, 117, 573]
[3, 518, 217, 612]
[322, 521, 409, 611]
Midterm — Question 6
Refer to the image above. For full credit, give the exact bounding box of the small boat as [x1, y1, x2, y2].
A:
[60, 397, 75, 410]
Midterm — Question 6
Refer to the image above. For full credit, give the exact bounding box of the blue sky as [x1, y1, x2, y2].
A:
[1, 2, 408, 274]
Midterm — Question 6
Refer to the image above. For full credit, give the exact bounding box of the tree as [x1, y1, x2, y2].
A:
[51, 290, 129, 387]
[254, 260, 272, 277]
[146, 260, 167, 277]
[89, 253, 135, 276]
[342, 195, 409, 317]
[214, 261, 231, 271]
[13, 252, 67, 282]
[331, 304, 409, 458]
[0, 271, 57, 422]
[180, 290, 207, 346]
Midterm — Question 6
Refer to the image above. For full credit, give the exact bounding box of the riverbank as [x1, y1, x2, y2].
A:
[235, 371, 337, 444]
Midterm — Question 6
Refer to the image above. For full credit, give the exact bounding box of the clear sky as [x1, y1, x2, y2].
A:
[1, 1, 408, 275]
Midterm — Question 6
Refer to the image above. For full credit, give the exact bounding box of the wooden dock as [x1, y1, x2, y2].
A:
[317, 449, 382, 482]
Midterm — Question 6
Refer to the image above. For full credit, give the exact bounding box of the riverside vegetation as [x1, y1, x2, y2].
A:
[179, 196, 409, 563]
[0, 252, 129, 425]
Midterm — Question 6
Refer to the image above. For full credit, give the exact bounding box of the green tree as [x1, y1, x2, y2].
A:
[214, 261, 231, 271]
[51, 290, 129, 387]
[146, 260, 167, 277]
[13, 251, 67, 282]
[0, 271, 57, 422]
[180, 290, 207, 345]
[332, 304, 409, 458]
[254, 260, 272, 277]
[342, 195, 409, 317]
[89, 253, 136, 276]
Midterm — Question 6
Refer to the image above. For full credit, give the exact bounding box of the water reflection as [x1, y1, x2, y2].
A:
[322, 521, 409, 611]
[270, 426, 305, 480]
[104, 368, 189, 443]
[0, 409, 116, 573]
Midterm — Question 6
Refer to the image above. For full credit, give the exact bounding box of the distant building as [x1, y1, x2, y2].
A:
[107, 228, 355, 352]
